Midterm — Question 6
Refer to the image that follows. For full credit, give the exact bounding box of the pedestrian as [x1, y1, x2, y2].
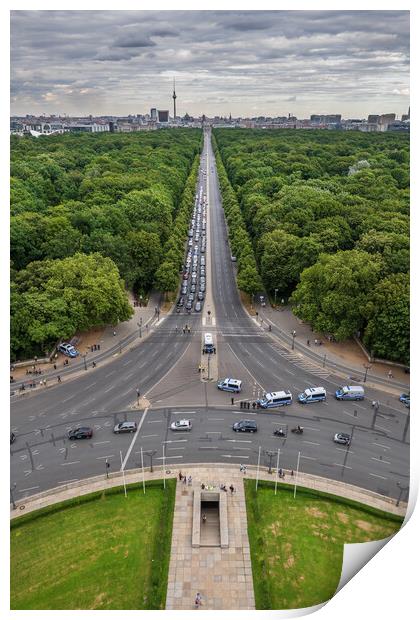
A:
[314, 339, 318, 346]
[307, 339, 310, 346]
[188, 326, 191, 334]
[239, 464, 247, 474]
[229, 484, 235, 494]
[388, 370, 393, 379]
[231, 397, 234, 405]
[183, 327, 186, 334]
[54, 353, 58, 360]
[201, 483, 205, 490]
[57, 375, 61, 383]
[290, 470, 294, 477]
[92, 361, 96, 368]
[53, 363, 57, 370]
[202, 513, 206, 523]
[278, 468, 283, 478]
[183, 475, 187, 485]
[113, 330, 116, 337]
[178, 471, 183, 481]
[188, 475, 192, 486]
[195, 592, 202, 608]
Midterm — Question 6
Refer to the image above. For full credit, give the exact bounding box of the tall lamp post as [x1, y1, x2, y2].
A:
[291, 330, 296, 351]
[396, 482, 409, 507]
[10, 483, 17, 510]
[363, 363, 371, 383]
[265, 450, 277, 475]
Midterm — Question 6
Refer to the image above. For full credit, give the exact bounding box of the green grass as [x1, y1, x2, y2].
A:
[244, 481, 403, 610]
[10, 480, 176, 610]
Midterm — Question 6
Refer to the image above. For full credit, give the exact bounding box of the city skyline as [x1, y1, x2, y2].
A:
[11, 10, 410, 118]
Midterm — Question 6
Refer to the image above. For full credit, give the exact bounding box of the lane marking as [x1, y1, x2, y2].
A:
[303, 441, 320, 446]
[84, 382, 97, 390]
[60, 461, 80, 466]
[333, 463, 352, 469]
[93, 441, 110, 446]
[369, 473, 388, 480]
[140, 434, 158, 438]
[373, 442, 391, 450]
[371, 457, 391, 465]
[220, 454, 250, 459]
[120, 407, 149, 470]
[105, 371, 115, 378]
[57, 479, 79, 484]
[335, 448, 354, 454]
[156, 455, 183, 460]
[301, 455, 316, 461]
[19, 486, 40, 493]
[163, 439, 188, 444]
[96, 454, 115, 460]
[226, 439, 252, 443]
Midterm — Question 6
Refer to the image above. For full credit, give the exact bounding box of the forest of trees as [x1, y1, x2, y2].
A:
[10, 130, 202, 360]
[213, 129, 409, 364]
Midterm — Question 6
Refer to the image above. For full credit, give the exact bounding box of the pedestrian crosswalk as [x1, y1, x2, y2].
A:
[269, 344, 331, 379]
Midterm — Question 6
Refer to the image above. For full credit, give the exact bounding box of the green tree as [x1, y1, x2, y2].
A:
[291, 250, 383, 340]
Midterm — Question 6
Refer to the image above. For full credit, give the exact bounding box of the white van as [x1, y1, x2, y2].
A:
[298, 387, 326, 404]
[217, 378, 242, 393]
[257, 391, 292, 408]
[335, 385, 365, 401]
[203, 333, 215, 354]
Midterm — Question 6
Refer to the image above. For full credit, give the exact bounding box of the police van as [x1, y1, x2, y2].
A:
[257, 391, 292, 408]
[298, 386, 326, 404]
[203, 333, 215, 354]
[217, 378, 242, 393]
[335, 385, 365, 401]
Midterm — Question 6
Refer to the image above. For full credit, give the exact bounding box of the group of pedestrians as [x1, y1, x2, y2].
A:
[178, 471, 193, 486]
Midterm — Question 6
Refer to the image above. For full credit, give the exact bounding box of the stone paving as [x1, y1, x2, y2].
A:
[166, 468, 255, 610]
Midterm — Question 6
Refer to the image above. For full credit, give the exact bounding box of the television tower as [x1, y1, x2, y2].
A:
[172, 79, 177, 120]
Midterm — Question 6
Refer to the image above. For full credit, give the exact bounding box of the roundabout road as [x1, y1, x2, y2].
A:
[10, 132, 410, 504]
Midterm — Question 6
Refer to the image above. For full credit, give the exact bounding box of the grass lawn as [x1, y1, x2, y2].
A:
[10, 480, 175, 610]
[244, 480, 403, 610]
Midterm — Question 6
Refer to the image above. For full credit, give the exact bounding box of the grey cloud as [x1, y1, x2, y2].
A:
[10, 10, 410, 118]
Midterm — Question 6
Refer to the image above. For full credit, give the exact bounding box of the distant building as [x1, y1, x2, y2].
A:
[367, 115, 380, 124]
[157, 110, 169, 123]
[150, 108, 157, 121]
[387, 121, 410, 132]
[379, 113, 396, 125]
[65, 123, 109, 133]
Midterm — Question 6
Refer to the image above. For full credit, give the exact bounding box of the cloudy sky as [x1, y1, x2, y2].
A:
[10, 10, 410, 118]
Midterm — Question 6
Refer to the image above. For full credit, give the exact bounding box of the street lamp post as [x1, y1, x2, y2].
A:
[363, 363, 371, 383]
[10, 483, 17, 510]
[136, 388, 140, 406]
[265, 450, 276, 475]
[291, 330, 296, 351]
[105, 459, 110, 479]
[145, 450, 157, 473]
[396, 482, 409, 507]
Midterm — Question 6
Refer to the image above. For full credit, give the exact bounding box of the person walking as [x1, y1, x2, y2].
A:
[229, 484, 235, 494]
[388, 370, 393, 379]
[57, 375, 61, 383]
[201, 514, 206, 524]
[194, 592, 202, 608]
[178, 471, 183, 482]
[188, 475, 193, 486]
[183, 475, 187, 485]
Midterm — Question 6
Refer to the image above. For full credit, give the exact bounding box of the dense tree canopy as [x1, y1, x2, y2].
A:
[11, 130, 202, 359]
[214, 128, 409, 363]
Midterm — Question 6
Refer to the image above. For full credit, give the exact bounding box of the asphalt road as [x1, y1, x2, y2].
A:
[10, 131, 410, 503]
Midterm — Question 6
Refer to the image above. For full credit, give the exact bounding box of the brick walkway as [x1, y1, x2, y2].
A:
[166, 468, 255, 610]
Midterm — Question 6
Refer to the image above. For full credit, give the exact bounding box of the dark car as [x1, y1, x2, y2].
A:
[10, 432, 16, 445]
[333, 432, 351, 446]
[233, 420, 257, 433]
[399, 393, 410, 406]
[177, 297, 185, 308]
[114, 421, 137, 434]
[68, 427, 93, 440]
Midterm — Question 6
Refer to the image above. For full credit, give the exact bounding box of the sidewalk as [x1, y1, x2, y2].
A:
[254, 302, 409, 391]
[10, 290, 163, 389]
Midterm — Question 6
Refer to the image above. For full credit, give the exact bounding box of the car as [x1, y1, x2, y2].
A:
[197, 291, 204, 301]
[181, 285, 188, 295]
[399, 393, 410, 405]
[195, 301, 202, 312]
[114, 421, 137, 434]
[233, 420, 257, 433]
[190, 284, 196, 293]
[188, 293, 194, 301]
[333, 432, 351, 446]
[10, 432, 16, 445]
[188, 239, 193, 246]
[200, 268, 205, 276]
[231, 256, 237, 262]
[68, 427, 93, 440]
[186, 301, 192, 310]
[188, 230, 194, 238]
[199, 283, 206, 292]
[170, 419, 192, 431]
[177, 296, 185, 307]
[58, 343, 79, 358]
[183, 272, 189, 280]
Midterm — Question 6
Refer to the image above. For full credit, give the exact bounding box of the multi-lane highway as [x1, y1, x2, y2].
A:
[10, 131, 410, 504]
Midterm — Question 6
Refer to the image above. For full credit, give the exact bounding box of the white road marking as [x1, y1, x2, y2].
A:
[93, 441, 111, 446]
[226, 439, 252, 443]
[120, 407, 149, 470]
[19, 486, 40, 493]
[62, 395, 73, 403]
[141, 434, 158, 438]
[61, 461, 80, 466]
[199, 446, 219, 450]
[300, 455, 316, 460]
[333, 463, 352, 469]
[208, 418, 225, 421]
[104, 385, 114, 393]
[371, 457, 391, 465]
[57, 479, 79, 485]
[84, 382, 97, 390]
[147, 420, 162, 424]
[173, 411, 197, 414]
[156, 455, 183, 460]
[303, 441, 320, 446]
[369, 473, 388, 480]
[168, 447, 186, 451]
[301, 426, 320, 432]
[96, 455, 115, 460]
[375, 425, 391, 433]
[335, 448, 354, 454]
[123, 360, 131, 367]
[163, 439, 188, 444]
[105, 371, 115, 378]
[373, 443, 391, 450]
